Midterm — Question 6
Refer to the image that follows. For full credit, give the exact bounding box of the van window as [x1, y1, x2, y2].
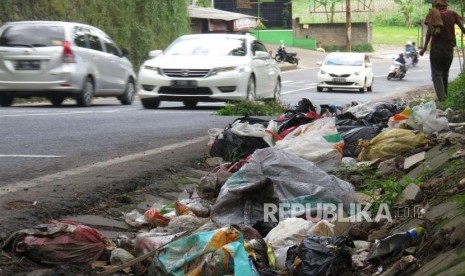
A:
[101, 36, 121, 57]
[87, 30, 103, 51]
[0, 24, 65, 47]
[73, 27, 88, 48]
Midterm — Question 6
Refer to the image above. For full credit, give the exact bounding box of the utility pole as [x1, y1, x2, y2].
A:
[346, 0, 352, 51]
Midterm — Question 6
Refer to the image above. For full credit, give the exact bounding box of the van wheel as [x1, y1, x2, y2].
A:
[0, 95, 14, 107]
[49, 96, 65, 107]
[76, 77, 94, 107]
[141, 98, 160, 109]
[183, 100, 198, 108]
[246, 77, 256, 101]
[119, 80, 135, 105]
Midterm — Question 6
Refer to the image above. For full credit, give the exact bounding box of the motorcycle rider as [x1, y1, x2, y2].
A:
[395, 53, 407, 74]
[405, 41, 419, 65]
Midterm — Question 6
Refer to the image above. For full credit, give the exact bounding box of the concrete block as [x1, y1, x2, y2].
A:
[404, 151, 426, 170]
[397, 183, 424, 205]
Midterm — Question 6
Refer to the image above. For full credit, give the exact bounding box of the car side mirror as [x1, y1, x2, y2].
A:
[254, 51, 270, 60]
[316, 61, 323, 66]
[149, 50, 163, 58]
[121, 48, 130, 57]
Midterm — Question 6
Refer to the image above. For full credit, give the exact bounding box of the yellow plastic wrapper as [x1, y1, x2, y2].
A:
[358, 129, 429, 161]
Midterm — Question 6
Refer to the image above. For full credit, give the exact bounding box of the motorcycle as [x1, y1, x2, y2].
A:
[274, 45, 299, 65]
[405, 50, 419, 67]
[387, 59, 407, 80]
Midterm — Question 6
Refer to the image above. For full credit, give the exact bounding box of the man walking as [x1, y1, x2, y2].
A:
[419, 0, 465, 102]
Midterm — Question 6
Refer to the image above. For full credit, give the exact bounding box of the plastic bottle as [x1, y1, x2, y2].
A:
[366, 226, 425, 262]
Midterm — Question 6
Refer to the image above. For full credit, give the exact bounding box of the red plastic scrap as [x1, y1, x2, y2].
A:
[13, 220, 108, 265]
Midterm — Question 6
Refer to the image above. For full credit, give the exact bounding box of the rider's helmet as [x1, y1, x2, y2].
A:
[399, 53, 404, 57]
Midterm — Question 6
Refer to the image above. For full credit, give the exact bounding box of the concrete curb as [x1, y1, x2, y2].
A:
[278, 63, 298, 72]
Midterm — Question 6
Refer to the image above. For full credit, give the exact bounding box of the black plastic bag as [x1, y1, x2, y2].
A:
[340, 125, 382, 157]
[209, 116, 270, 161]
[285, 236, 354, 276]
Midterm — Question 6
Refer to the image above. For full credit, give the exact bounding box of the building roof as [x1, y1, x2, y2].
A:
[188, 5, 256, 21]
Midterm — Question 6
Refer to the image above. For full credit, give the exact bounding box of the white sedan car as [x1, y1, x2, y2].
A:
[317, 52, 374, 93]
[137, 34, 281, 109]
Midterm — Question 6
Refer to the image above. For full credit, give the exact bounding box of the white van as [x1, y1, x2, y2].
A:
[0, 21, 136, 107]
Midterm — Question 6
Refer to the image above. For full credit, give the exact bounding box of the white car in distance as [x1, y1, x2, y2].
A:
[137, 34, 281, 109]
[317, 52, 374, 93]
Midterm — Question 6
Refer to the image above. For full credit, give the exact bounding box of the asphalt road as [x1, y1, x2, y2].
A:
[0, 59, 461, 189]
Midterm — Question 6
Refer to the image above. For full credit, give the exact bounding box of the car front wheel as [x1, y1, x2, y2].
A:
[367, 78, 373, 92]
[141, 98, 160, 109]
[183, 100, 198, 108]
[246, 77, 256, 101]
[317, 86, 323, 92]
[0, 95, 14, 107]
[49, 96, 65, 107]
[273, 79, 281, 102]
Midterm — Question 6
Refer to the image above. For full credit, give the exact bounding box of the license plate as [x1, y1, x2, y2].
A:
[15, 60, 41, 70]
[171, 80, 197, 88]
[332, 77, 346, 83]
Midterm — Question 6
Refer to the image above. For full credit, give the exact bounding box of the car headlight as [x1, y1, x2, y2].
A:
[354, 71, 361, 76]
[143, 65, 160, 74]
[211, 65, 245, 76]
[319, 69, 327, 75]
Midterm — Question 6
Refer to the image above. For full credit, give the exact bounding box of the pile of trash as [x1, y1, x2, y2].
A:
[2, 98, 465, 275]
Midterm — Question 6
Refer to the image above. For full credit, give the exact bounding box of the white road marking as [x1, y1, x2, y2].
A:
[281, 80, 293, 84]
[0, 136, 208, 196]
[0, 154, 64, 158]
[0, 110, 124, 118]
[282, 84, 316, 95]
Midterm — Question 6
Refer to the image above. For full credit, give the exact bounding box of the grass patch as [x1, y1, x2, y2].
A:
[445, 73, 465, 112]
[174, 177, 193, 186]
[215, 100, 289, 116]
[372, 25, 421, 45]
[325, 44, 374, 53]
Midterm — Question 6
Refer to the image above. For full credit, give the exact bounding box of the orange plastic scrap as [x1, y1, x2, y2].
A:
[206, 226, 242, 250]
[175, 201, 195, 216]
[144, 209, 170, 227]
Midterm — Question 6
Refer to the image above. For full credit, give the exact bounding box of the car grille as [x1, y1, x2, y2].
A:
[161, 69, 211, 78]
[159, 87, 213, 95]
[329, 73, 351, 77]
[326, 81, 355, 85]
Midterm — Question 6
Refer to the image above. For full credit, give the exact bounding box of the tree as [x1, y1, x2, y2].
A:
[194, 0, 212, 7]
[282, 1, 291, 28]
[314, 0, 343, 23]
[394, 0, 415, 28]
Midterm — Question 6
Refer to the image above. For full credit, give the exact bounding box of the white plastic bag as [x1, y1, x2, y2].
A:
[409, 100, 449, 134]
[275, 117, 344, 172]
[265, 218, 334, 250]
[230, 121, 266, 137]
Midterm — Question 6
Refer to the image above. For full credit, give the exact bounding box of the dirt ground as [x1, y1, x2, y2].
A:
[2, 87, 464, 275]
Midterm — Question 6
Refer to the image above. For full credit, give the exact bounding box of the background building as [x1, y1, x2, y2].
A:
[214, 0, 291, 29]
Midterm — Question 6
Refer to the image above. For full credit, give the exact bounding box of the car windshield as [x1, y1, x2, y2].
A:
[0, 24, 65, 47]
[324, 54, 363, 66]
[164, 36, 247, 57]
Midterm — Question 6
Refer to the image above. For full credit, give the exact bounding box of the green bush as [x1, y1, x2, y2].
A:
[324, 44, 373, 53]
[374, 12, 405, 27]
[446, 72, 465, 112]
[0, 0, 190, 69]
[215, 100, 289, 116]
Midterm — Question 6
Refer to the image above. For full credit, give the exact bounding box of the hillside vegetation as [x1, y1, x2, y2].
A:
[0, 0, 190, 68]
